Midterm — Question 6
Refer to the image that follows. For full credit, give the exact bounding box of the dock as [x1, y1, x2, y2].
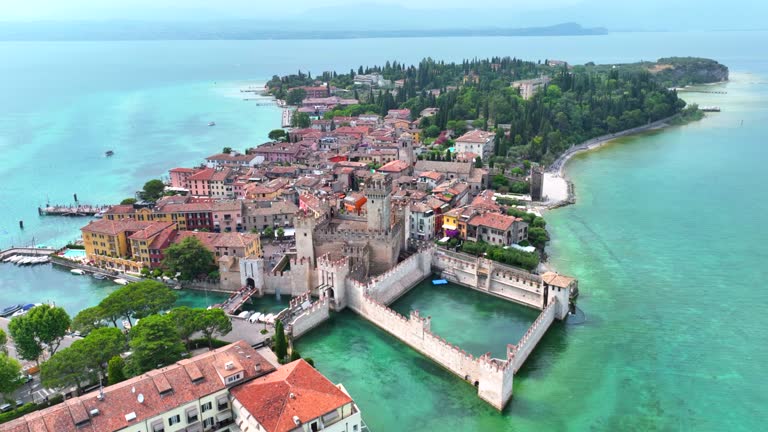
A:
[38, 204, 109, 216]
[700, 106, 721, 112]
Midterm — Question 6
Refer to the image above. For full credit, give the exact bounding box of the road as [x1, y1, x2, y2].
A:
[1, 317, 80, 405]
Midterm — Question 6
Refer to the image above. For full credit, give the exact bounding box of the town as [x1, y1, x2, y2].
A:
[2, 55, 705, 431]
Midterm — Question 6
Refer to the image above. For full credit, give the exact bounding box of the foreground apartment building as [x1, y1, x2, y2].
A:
[1, 341, 363, 432]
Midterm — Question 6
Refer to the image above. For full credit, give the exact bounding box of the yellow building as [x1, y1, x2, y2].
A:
[81, 219, 162, 272]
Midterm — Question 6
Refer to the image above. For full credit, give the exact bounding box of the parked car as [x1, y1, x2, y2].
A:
[0, 403, 12, 413]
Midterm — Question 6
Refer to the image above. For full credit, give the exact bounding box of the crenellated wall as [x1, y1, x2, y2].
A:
[353, 293, 515, 410]
[289, 297, 331, 338]
[433, 249, 546, 309]
[356, 247, 434, 305]
[509, 297, 557, 372]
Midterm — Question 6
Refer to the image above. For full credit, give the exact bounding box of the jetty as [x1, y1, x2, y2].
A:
[700, 106, 721, 112]
[38, 204, 109, 216]
[281, 109, 294, 127]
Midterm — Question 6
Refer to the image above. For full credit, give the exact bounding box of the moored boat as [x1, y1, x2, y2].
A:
[113, 278, 129, 285]
[1, 304, 22, 317]
[70, 269, 86, 275]
[92, 273, 107, 280]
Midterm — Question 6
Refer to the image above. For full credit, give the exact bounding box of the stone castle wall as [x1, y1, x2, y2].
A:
[510, 297, 557, 372]
[352, 293, 514, 410]
[433, 250, 545, 309]
[290, 296, 331, 338]
[357, 247, 433, 305]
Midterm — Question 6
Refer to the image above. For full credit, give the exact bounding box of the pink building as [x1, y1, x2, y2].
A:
[187, 168, 216, 197]
[169, 167, 199, 189]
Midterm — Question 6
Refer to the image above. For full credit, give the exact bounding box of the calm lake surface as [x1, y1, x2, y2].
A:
[1, 31, 766, 431]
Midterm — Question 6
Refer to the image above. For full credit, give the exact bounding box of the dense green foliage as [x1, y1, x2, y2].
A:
[582, 57, 729, 88]
[0, 329, 6, 355]
[269, 57, 699, 165]
[268, 129, 287, 141]
[141, 179, 165, 201]
[0, 354, 22, 398]
[90, 281, 177, 328]
[163, 236, 216, 280]
[8, 305, 71, 363]
[107, 355, 127, 385]
[195, 309, 232, 349]
[461, 240, 540, 271]
[273, 320, 288, 363]
[127, 314, 185, 375]
[120, 198, 137, 205]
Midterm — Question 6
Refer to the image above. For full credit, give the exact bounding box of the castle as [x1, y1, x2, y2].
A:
[239, 172, 407, 308]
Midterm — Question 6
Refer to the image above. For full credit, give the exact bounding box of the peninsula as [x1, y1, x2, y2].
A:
[0, 55, 728, 426]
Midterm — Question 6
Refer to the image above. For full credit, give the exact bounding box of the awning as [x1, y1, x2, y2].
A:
[442, 223, 457, 230]
[216, 411, 232, 422]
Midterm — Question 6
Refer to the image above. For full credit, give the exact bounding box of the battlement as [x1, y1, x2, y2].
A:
[317, 252, 350, 270]
[363, 173, 393, 196]
[289, 290, 313, 309]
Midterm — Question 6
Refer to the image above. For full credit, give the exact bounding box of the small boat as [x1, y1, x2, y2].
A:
[432, 279, 448, 285]
[208, 121, 216, 127]
[113, 278, 129, 285]
[248, 313, 263, 324]
[1, 304, 22, 317]
[70, 269, 86, 275]
[105, 150, 114, 157]
[11, 304, 39, 317]
[92, 273, 107, 280]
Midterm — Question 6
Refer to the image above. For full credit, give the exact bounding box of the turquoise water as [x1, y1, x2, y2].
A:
[61, 248, 86, 259]
[1, 31, 767, 431]
[390, 279, 538, 358]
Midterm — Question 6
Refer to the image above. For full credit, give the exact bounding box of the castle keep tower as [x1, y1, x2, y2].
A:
[365, 173, 392, 232]
[398, 132, 415, 169]
[294, 211, 318, 267]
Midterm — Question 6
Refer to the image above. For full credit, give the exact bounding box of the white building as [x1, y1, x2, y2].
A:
[454, 130, 496, 160]
[511, 76, 551, 100]
[4, 342, 364, 432]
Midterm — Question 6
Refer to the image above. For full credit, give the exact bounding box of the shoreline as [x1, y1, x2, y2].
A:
[541, 114, 681, 211]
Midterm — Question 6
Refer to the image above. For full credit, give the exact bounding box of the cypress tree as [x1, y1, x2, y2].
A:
[273, 320, 288, 363]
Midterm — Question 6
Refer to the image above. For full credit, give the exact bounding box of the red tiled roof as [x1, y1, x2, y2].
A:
[81, 219, 155, 236]
[231, 360, 352, 432]
[127, 221, 176, 240]
[3, 342, 274, 432]
[468, 212, 521, 231]
[456, 129, 494, 144]
[378, 160, 409, 173]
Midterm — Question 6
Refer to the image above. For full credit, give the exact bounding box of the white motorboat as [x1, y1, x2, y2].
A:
[70, 269, 86, 275]
[113, 278, 129, 285]
[248, 313, 263, 323]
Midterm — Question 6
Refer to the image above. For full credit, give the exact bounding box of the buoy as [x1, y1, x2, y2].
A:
[74, 193, 78, 202]
[19, 220, 24, 229]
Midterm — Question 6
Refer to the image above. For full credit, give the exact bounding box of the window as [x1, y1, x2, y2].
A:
[168, 414, 181, 426]
[203, 417, 214, 429]
[202, 401, 212, 412]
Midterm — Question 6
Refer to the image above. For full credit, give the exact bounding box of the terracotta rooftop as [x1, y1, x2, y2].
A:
[231, 360, 353, 432]
[2, 341, 274, 432]
[456, 129, 495, 144]
[81, 218, 155, 236]
[378, 160, 410, 173]
[541, 272, 576, 288]
[468, 212, 521, 231]
[127, 221, 176, 241]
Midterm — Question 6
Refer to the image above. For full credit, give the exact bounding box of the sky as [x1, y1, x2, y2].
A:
[0, 0, 764, 31]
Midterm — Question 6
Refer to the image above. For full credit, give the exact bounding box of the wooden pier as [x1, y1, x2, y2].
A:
[38, 204, 109, 216]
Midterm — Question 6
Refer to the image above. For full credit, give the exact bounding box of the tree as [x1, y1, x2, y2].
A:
[0, 329, 7, 355]
[273, 320, 288, 363]
[424, 125, 441, 138]
[285, 88, 307, 105]
[291, 112, 311, 128]
[263, 226, 274, 239]
[80, 327, 126, 373]
[40, 343, 94, 393]
[141, 179, 165, 201]
[71, 306, 105, 335]
[0, 354, 22, 399]
[107, 355, 127, 385]
[163, 236, 216, 281]
[120, 198, 137, 205]
[168, 307, 201, 348]
[196, 309, 232, 349]
[127, 314, 185, 375]
[528, 227, 549, 250]
[222, 146, 232, 154]
[8, 304, 71, 364]
[475, 156, 483, 168]
[268, 129, 287, 141]
[276, 227, 285, 238]
[289, 350, 301, 362]
[128, 280, 178, 320]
